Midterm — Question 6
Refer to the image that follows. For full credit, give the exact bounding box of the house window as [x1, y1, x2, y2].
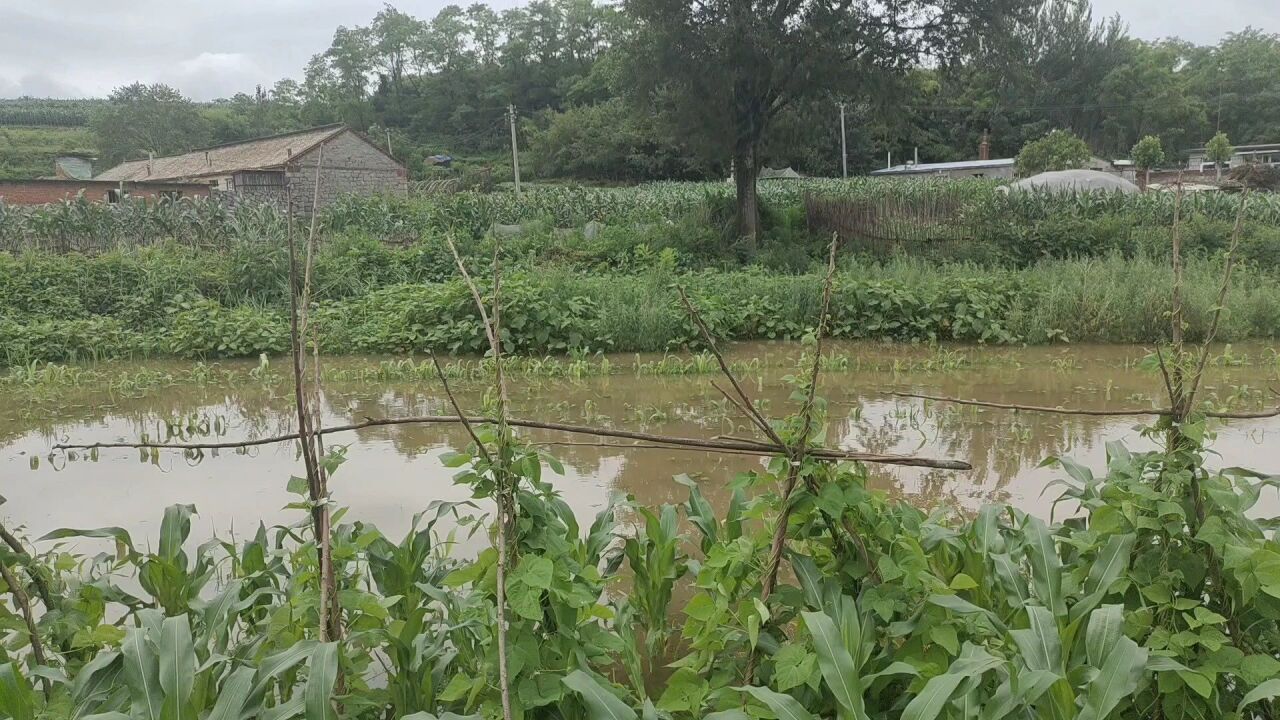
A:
[233, 171, 286, 189]
[106, 189, 123, 204]
[159, 190, 183, 202]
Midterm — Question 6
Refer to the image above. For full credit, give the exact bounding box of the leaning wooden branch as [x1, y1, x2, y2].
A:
[430, 355, 494, 466]
[891, 391, 1280, 420]
[0, 522, 53, 611]
[443, 233, 514, 720]
[1187, 189, 1251, 406]
[0, 558, 50, 697]
[676, 286, 785, 448]
[285, 178, 339, 646]
[762, 236, 847, 602]
[52, 414, 970, 468]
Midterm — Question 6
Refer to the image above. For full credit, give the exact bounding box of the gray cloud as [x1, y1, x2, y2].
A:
[1090, 0, 1280, 42]
[0, 0, 1274, 100]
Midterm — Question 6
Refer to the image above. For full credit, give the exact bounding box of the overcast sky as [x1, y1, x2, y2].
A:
[1, 0, 1276, 101]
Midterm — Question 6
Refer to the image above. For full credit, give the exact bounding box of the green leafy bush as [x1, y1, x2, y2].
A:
[166, 297, 289, 357]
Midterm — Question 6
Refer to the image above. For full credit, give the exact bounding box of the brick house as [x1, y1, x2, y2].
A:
[94, 124, 408, 213]
[0, 179, 211, 206]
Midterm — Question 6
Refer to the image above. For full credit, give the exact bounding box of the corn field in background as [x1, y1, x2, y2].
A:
[4, 179, 1280, 252]
[0, 196, 286, 252]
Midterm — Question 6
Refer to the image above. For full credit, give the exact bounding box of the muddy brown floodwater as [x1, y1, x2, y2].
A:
[2, 341, 1277, 549]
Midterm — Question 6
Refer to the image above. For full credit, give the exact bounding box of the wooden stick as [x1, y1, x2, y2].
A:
[52, 415, 972, 469]
[0, 559, 50, 697]
[0, 523, 53, 611]
[711, 381, 760, 430]
[430, 355, 494, 466]
[286, 185, 336, 645]
[1188, 189, 1251, 406]
[763, 235, 839, 601]
[676, 287, 785, 448]
[891, 391, 1280, 420]
[444, 234, 513, 720]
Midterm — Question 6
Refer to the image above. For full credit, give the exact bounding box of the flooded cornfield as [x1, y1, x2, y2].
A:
[3, 341, 1278, 544]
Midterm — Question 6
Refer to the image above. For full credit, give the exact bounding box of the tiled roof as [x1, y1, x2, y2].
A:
[870, 158, 1015, 175]
[95, 125, 347, 181]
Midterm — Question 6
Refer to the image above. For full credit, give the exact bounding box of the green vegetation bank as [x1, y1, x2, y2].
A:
[1, 180, 1279, 364]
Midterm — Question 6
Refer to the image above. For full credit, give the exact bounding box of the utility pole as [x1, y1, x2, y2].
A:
[838, 102, 848, 179]
[508, 104, 522, 195]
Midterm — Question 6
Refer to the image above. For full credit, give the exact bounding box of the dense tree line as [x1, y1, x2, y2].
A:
[77, 2, 1280, 182]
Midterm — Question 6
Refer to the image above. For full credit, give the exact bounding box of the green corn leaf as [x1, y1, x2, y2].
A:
[990, 554, 1028, 607]
[248, 641, 317, 701]
[121, 626, 164, 720]
[196, 580, 243, 644]
[735, 686, 817, 720]
[947, 644, 1005, 678]
[973, 505, 1005, 556]
[0, 663, 35, 720]
[205, 666, 254, 720]
[1085, 605, 1124, 669]
[863, 662, 920, 683]
[563, 670, 637, 720]
[901, 674, 965, 720]
[158, 504, 196, 567]
[158, 614, 195, 720]
[982, 669, 1058, 720]
[260, 695, 304, 720]
[1076, 636, 1148, 720]
[1069, 535, 1135, 623]
[928, 594, 1007, 633]
[1010, 606, 1062, 674]
[304, 643, 340, 720]
[1084, 535, 1134, 596]
[39, 526, 136, 557]
[71, 650, 121, 709]
[1238, 679, 1280, 713]
[802, 611, 867, 720]
[1023, 517, 1065, 616]
[980, 678, 1018, 720]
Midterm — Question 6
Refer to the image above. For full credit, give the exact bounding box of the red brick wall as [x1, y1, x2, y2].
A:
[0, 181, 211, 206]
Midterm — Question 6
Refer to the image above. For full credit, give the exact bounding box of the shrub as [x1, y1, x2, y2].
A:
[1015, 129, 1092, 176]
[166, 297, 289, 357]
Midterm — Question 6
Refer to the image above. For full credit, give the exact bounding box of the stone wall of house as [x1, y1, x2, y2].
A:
[285, 131, 408, 214]
[224, 171, 289, 210]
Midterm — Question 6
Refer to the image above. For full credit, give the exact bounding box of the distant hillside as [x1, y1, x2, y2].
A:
[0, 126, 98, 180]
[0, 99, 102, 179]
[0, 98, 107, 127]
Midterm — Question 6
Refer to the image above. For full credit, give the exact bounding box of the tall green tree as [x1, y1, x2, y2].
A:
[91, 83, 210, 165]
[1205, 131, 1234, 180]
[624, 0, 1034, 245]
[1015, 129, 1091, 176]
[1130, 134, 1165, 188]
[1099, 40, 1206, 156]
[1186, 29, 1280, 145]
